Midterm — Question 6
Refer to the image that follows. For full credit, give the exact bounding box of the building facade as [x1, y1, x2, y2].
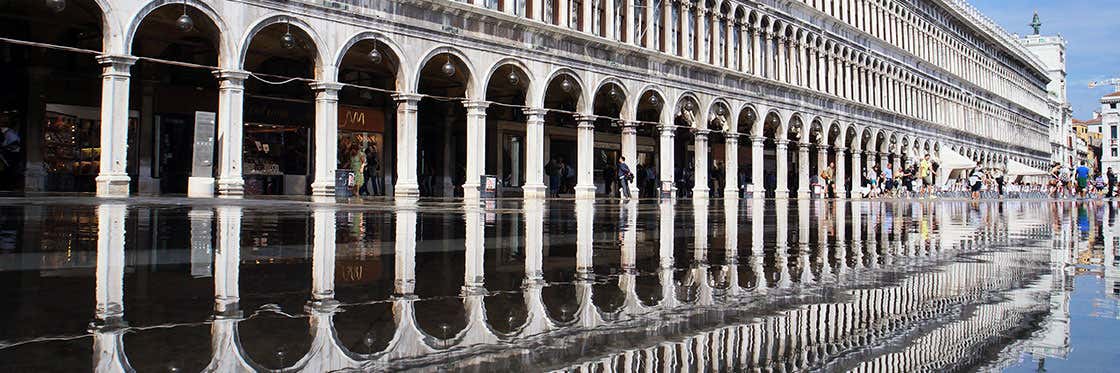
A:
[1019, 18, 1074, 167]
[1097, 92, 1120, 173]
[0, 0, 1053, 199]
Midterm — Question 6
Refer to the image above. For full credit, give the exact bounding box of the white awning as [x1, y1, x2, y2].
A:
[1005, 159, 1049, 177]
[937, 147, 978, 186]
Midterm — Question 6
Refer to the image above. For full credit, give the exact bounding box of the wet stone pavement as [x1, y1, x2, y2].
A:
[0, 195, 1115, 372]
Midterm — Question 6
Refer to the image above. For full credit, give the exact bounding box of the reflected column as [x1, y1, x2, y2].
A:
[86, 205, 127, 373]
[189, 208, 214, 278]
[774, 199, 791, 288]
[619, 202, 645, 315]
[749, 198, 766, 293]
[311, 207, 338, 305]
[522, 200, 555, 335]
[206, 206, 250, 372]
[394, 198, 418, 296]
[574, 199, 601, 326]
[850, 149, 862, 199]
[797, 199, 813, 285]
[723, 198, 741, 296]
[797, 142, 810, 199]
[693, 199, 712, 305]
[463, 204, 486, 295]
[659, 199, 678, 308]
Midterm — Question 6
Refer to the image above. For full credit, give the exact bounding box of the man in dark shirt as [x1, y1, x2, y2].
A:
[1108, 167, 1117, 198]
[617, 156, 633, 200]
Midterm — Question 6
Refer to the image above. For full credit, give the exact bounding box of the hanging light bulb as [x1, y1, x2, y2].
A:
[281, 22, 296, 50]
[45, 0, 65, 12]
[507, 71, 520, 86]
[368, 48, 382, 64]
[560, 78, 573, 93]
[648, 95, 659, 106]
[609, 86, 619, 100]
[441, 56, 456, 77]
[176, 2, 194, 32]
[683, 100, 694, 110]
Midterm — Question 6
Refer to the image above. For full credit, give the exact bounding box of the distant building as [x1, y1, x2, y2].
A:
[1019, 13, 1075, 167]
[1098, 92, 1120, 173]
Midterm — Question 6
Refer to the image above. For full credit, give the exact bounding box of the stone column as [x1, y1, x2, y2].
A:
[696, 7, 707, 62]
[393, 93, 422, 197]
[644, 0, 655, 47]
[463, 100, 490, 199]
[310, 82, 343, 197]
[777, 37, 787, 83]
[751, 136, 764, 196]
[523, 108, 547, 198]
[214, 206, 242, 315]
[95, 55, 137, 197]
[530, 0, 543, 21]
[621, 121, 639, 197]
[557, 0, 570, 26]
[738, 23, 748, 71]
[523, 200, 545, 285]
[835, 147, 847, 198]
[23, 66, 48, 191]
[659, 124, 675, 194]
[575, 115, 596, 199]
[724, 134, 740, 198]
[775, 140, 790, 198]
[693, 129, 710, 199]
[850, 150, 862, 199]
[797, 143, 810, 199]
[215, 70, 249, 196]
[604, 0, 615, 39]
[751, 28, 762, 76]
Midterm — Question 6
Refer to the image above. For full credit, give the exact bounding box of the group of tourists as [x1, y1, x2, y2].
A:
[1045, 161, 1117, 199]
[819, 153, 943, 199]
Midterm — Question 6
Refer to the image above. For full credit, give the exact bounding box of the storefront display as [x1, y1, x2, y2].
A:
[42, 111, 99, 192]
[337, 105, 386, 196]
[243, 123, 309, 195]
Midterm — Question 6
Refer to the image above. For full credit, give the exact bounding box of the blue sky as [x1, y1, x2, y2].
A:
[971, 0, 1120, 120]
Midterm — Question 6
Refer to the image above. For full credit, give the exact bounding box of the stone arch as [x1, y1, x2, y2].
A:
[540, 68, 588, 112]
[412, 45, 479, 98]
[124, 0, 234, 67]
[592, 76, 632, 120]
[737, 103, 759, 135]
[633, 84, 668, 122]
[706, 98, 733, 132]
[237, 14, 328, 78]
[333, 31, 412, 90]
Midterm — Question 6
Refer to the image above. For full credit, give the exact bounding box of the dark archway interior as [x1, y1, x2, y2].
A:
[416, 53, 470, 197]
[0, 0, 103, 192]
[337, 40, 399, 197]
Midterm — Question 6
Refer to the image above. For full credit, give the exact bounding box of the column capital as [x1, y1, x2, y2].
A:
[693, 128, 711, 137]
[213, 69, 249, 83]
[463, 100, 490, 112]
[96, 54, 138, 68]
[393, 93, 423, 105]
[576, 115, 596, 128]
[836, 147, 848, 153]
[750, 135, 765, 144]
[523, 108, 548, 117]
[725, 132, 741, 140]
[309, 81, 344, 93]
[658, 124, 676, 134]
[775, 139, 789, 147]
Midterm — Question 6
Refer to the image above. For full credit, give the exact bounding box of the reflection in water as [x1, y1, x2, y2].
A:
[0, 197, 1106, 371]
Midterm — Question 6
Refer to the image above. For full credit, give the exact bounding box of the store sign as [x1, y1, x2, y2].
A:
[338, 105, 385, 133]
[192, 111, 216, 177]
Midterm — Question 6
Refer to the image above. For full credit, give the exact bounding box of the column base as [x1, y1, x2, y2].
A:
[692, 188, 710, 199]
[394, 182, 420, 198]
[310, 181, 336, 197]
[23, 162, 46, 192]
[217, 177, 244, 197]
[574, 185, 596, 199]
[188, 177, 215, 198]
[463, 183, 481, 200]
[523, 184, 547, 199]
[796, 191, 810, 200]
[724, 188, 740, 199]
[774, 189, 790, 199]
[95, 174, 130, 197]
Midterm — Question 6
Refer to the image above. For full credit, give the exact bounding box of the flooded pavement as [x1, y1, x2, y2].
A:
[0, 196, 1114, 372]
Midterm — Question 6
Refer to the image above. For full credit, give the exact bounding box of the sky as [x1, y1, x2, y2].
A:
[970, 0, 1120, 120]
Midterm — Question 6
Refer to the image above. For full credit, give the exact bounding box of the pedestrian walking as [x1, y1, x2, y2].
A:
[617, 156, 633, 200]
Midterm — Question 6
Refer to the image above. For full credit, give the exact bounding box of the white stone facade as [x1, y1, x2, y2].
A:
[1020, 32, 1074, 167]
[37, 0, 1054, 198]
[1101, 94, 1120, 173]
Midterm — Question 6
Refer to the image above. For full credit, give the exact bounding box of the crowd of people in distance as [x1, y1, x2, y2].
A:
[817, 154, 1115, 201]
